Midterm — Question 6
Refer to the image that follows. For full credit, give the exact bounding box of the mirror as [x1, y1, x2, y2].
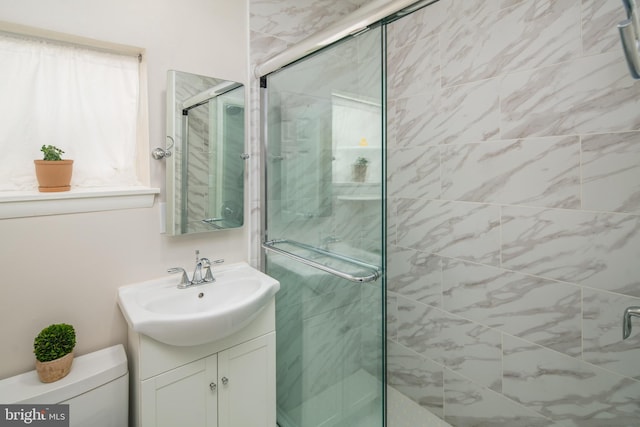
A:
[165, 70, 245, 235]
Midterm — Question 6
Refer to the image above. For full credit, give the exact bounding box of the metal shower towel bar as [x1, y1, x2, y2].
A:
[262, 239, 381, 283]
[619, 0, 640, 79]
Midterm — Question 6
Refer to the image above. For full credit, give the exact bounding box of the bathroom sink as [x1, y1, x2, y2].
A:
[117, 262, 280, 346]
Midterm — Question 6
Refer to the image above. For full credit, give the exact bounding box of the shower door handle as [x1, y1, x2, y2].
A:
[262, 239, 381, 283]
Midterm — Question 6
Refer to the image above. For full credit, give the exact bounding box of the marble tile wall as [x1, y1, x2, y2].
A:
[387, 0, 640, 426]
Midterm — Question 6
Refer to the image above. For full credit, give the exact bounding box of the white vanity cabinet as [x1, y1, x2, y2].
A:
[141, 353, 217, 427]
[127, 299, 276, 427]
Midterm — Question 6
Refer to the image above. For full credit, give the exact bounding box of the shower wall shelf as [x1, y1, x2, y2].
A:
[262, 239, 381, 283]
[618, 0, 640, 79]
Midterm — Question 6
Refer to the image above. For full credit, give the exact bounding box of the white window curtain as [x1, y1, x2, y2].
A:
[0, 33, 141, 191]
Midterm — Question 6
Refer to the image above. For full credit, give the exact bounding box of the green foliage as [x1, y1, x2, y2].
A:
[33, 323, 76, 362]
[40, 145, 65, 161]
[354, 156, 369, 166]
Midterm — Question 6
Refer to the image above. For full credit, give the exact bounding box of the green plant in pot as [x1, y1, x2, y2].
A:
[34, 323, 76, 383]
[352, 156, 369, 182]
[34, 145, 74, 192]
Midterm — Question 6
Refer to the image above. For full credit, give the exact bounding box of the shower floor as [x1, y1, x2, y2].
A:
[387, 386, 452, 427]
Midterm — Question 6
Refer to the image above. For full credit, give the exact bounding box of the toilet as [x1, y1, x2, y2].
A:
[0, 344, 128, 427]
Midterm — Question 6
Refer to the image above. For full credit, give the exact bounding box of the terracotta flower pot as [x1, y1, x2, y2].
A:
[35, 352, 74, 383]
[34, 160, 73, 192]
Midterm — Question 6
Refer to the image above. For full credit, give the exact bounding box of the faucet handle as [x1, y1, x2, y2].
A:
[168, 267, 190, 288]
[200, 259, 223, 282]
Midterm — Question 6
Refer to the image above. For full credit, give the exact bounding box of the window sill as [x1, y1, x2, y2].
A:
[0, 186, 160, 219]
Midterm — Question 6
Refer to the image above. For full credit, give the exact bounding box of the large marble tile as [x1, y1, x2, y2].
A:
[392, 94, 438, 148]
[502, 206, 640, 297]
[442, 0, 501, 26]
[581, 0, 623, 55]
[503, 335, 640, 426]
[354, 28, 383, 99]
[387, 293, 398, 342]
[443, 258, 581, 356]
[396, 296, 502, 391]
[388, 146, 441, 200]
[387, 197, 399, 246]
[360, 280, 383, 330]
[388, 245, 442, 307]
[387, 0, 446, 50]
[276, 301, 304, 411]
[333, 196, 365, 243]
[388, 0, 499, 54]
[301, 302, 363, 399]
[250, 0, 361, 44]
[441, 136, 580, 208]
[583, 288, 640, 381]
[582, 131, 640, 214]
[501, 51, 640, 138]
[431, 78, 501, 145]
[444, 369, 557, 427]
[392, 77, 500, 148]
[249, 30, 290, 67]
[387, 99, 398, 149]
[442, 0, 580, 87]
[387, 385, 452, 427]
[500, 0, 526, 7]
[300, 282, 362, 320]
[387, 32, 440, 101]
[397, 199, 501, 266]
[387, 340, 444, 418]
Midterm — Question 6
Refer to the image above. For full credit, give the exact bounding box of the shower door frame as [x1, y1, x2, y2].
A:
[258, 26, 388, 426]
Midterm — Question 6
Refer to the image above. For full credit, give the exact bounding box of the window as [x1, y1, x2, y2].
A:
[0, 30, 147, 192]
[0, 25, 157, 218]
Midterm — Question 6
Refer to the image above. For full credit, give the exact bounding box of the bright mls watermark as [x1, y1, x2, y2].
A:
[0, 405, 69, 426]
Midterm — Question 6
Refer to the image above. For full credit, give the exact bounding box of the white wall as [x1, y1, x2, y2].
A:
[0, 0, 249, 379]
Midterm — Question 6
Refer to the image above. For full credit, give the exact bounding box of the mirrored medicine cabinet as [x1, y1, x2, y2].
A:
[165, 70, 246, 235]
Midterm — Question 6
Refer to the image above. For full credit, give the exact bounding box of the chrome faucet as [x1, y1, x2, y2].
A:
[167, 250, 224, 288]
[167, 267, 190, 288]
[623, 306, 640, 339]
[191, 250, 205, 284]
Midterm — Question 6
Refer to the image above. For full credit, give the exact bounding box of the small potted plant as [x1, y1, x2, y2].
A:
[352, 156, 369, 182]
[34, 145, 74, 192]
[34, 323, 76, 383]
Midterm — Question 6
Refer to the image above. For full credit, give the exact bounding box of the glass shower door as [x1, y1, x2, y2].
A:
[262, 25, 385, 427]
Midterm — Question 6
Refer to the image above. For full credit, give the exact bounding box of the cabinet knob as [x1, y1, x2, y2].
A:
[221, 376, 229, 385]
[209, 382, 217, 392]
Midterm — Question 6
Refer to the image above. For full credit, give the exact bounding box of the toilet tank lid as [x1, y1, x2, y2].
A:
[0, 344, 128, 404]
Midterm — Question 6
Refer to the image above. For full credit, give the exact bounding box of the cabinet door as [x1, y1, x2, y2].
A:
[218, 332, 275, 427]
[141, 354, 218, 427]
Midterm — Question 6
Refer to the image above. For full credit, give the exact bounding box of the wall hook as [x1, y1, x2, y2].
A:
[152, 136, 175, 160]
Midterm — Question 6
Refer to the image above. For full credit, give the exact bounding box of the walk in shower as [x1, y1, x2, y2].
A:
[257, 0, 640, 425]
[261, 23, 386, 427]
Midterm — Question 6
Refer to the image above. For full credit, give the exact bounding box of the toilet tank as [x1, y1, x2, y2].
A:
[0, 344, 128, 427]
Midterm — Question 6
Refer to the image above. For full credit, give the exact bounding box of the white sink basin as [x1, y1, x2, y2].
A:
[117, 262, 280, 346]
